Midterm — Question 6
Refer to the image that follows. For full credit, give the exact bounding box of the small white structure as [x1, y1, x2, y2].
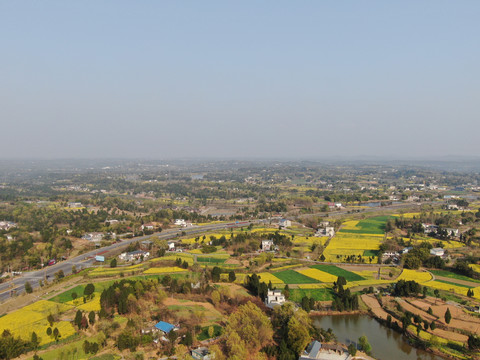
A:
[430, 248, 445, 257]
[105, 219, 119, 225]
[334, 203, 342, 208]
[168, 241, 175, 251]
[141, 223, 155, 231]
[265, 290, 285, 308]
[318, 221, 330, 228]
[401, 247, 413, 254]
[422, 223, 438, 234]
[261, 239, 274, 251]
[174, 219, 187, 226]
[446, 228, 459, 237]
[279, 219, 292, 228]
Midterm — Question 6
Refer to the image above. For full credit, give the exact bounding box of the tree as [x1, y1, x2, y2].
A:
[110, 258, 117, 268]
[211, 290, 221, 306]
[74, 310, 83, 328]
[444, 308, 452, 324]
[208, 326, 215, 338]
[71, 292, 78, 301]
[47, 314, 54, 327]
[430, 321, 436, 330]
[46, 327, 52, 336]
[84, 283, 95, 298]
[224, 302, 273, 358]
[348, 343, 357, 356]
[71, 265, 77, 274]
[358, 335, 372, 355]
[228, 271, 236, 282]
[287, 315, 311, 354]
[31, 331, 39, 350]
[25, 281, 33, 294]
[53, 327, 60, 342]
[211, 267, 221, 282]
[54, 270, 64, 281]
[88, 311, 96, 325]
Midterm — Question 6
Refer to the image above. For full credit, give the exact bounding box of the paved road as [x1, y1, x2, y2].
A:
[0, 220, 263, 303]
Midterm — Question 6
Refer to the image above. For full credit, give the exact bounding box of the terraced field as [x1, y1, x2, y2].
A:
[273, 269, 320, 284]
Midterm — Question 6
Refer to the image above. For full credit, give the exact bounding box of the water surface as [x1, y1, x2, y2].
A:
[313, 315, 446, 360]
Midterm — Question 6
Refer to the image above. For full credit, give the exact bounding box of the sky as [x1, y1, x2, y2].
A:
[1, 1, 479, 160]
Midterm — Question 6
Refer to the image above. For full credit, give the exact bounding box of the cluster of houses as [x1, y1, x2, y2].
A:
[300, 340, 350, 360]
[383, 246, 446, 263]
[174, 219, 194, 227]
[82, 232, 104, 243]
[421, 223, 459, 237]
[261, 239, 278, 252]
[0, 221, 16, 231]
[142, 321, 212, 359]
[315, 221, 335, 238]
[118, 250, 150, 262]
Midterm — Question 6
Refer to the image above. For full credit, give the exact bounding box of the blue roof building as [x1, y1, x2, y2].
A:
[154, 321, 175, 333]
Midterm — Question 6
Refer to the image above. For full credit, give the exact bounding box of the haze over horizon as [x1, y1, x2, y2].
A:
[1, 1, 479, 159]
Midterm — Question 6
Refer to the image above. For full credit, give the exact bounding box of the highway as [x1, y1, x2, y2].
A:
[0, 220, 261, 303]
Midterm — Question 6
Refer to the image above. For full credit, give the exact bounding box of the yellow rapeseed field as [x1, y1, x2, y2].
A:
[469, 264, 480, 274]
[296, 268, 337, 283]
[344, 279, 392, 289]
[257, 272, 284, 285]
[0, 300, 76, 345]
[77, 296, 101, 312]
[297, 284, 328, 289]
[396, 269, 432, 283]
[143, 266, 187, 274]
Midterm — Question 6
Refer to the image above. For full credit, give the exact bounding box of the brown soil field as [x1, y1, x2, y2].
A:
[397, 298, 437, 323]
[361, 294, 400, 326]
[410, 297, 480, 333]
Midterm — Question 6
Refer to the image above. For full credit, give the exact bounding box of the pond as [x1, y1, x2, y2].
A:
[313, 315, 446, 360]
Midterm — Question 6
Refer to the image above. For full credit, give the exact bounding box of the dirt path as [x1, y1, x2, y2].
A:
[434, 275, 480, 288]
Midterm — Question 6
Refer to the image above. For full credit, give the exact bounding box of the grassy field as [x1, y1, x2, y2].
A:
[197, 324, 223, 341]
[431, 269, 480, 284]
[310, 264, 365, 282]
[273, 270, 319, 284]
[289, 288, 334, 302]
[27, 332, 107, 360]
[339, 216, 393, 235]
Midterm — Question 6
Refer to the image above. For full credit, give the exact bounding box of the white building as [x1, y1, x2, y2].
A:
[261, 239, 275, 251]
[430, 248, 445, 257]
[174, 219, 187, 226]
[265, 290, 285, 308]
[279, 219, 292, 228]
[141, 223, 155, 231]
[446, 228, 459, 237]
[68, 202, 83, 208]
[168, 241, 175, 251]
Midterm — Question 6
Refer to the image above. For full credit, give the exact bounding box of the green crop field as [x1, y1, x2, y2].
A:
[430, 270, 480, 284]
[310, 265, 365, 282]
[289, 288, 334, 302]
[363, 250, 380, 257]
[339, 216, 393, 235]
[273, 270, 319, 284]
[197, 257, 226, 264]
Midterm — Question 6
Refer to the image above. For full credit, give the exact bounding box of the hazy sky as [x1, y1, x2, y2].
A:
[1, 1, 479, 159]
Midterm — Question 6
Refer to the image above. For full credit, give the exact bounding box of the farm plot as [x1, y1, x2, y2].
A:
[273, 270, 319, 284]
[0, 300, 76, 346]
[143, 266, 187, 274]
[296, 268, 336, 283]
[257, 272, 284, 285]
[289, 288, 334, 302]
[431, 270, 480, 284]
[310, 264, 365, 281]
[396, 269, 433, 283]
[322, 233, 383, 262]
[339, 216, 393, 235]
